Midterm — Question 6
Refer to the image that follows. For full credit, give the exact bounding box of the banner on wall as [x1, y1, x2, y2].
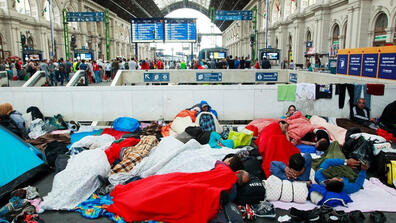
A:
[336, 54, 348, 74]
[378, 53, 396, 80]
[337, 46, 396, 80]
[348, 54, 362, 76]
[362, 54, 378, 78]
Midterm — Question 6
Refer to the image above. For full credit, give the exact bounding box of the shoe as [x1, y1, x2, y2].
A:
[370, 211, 386, 223]
[251, 201, 276, 218]
[349, 210, 365, 223]
[326, 210, 348, 223]
[290, 207, 320, 222]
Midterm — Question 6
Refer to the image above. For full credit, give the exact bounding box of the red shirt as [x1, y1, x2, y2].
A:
[156, 61, 164, 69]
[141, 62, 150, 70]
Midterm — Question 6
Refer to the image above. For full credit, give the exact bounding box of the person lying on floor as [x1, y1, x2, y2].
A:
[281, 105, 297, 119]
[379, 100, 396, 137]
[298, 129, 330, 152]
[350, 98, 378, 130]
[315, 158, 368, 194]
[270, 153, 312, 181]
[105, 164, 249, 223]
[256, 120, 300, 178]
[0, 102, 28, 138]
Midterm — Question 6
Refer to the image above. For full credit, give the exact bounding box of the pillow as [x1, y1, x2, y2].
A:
[280, 180, 293, 202]
[292, 181, 309, 203]
[263, 175, 282, 201]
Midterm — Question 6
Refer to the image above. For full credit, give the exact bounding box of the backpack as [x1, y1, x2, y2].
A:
[45, 141, 68, 168]
[113, 117, 140, 133]
[242, 157, 265, 180]
[49, 114, 68, 130]
[26, 106, 44, 121]
[344, 136, 374, 166]
[374, 151, 396, 187]
[234, 176, 266, 205]
[210, 202, 243, 223]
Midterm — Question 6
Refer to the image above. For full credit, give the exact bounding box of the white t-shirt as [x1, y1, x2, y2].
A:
[128, 60, 137, 70]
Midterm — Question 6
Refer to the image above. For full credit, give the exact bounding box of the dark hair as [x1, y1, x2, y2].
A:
[325, 180, 344, 193]
[222, 153, 234, 161]
[236, 170, 249, 186]
[279, 120, 289, 125]
[288, 105, 296, 111]
[317, 140, 330, 152]
[289, 153, 305, 171]
[228, 155, 244, 172]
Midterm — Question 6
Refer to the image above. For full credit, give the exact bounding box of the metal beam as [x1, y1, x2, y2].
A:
[109, 0, 136, 18]
[131, 0, 152, 17]
[198, 33, 223, 36]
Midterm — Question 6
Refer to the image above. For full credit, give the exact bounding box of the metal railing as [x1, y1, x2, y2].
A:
[22, 71, 46, 87]
[66, 70, 86, 87]
[0, 71, 8, 87]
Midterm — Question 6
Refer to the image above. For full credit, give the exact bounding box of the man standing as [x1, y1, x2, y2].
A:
[128, 58, 137, 70]
[65, 59, 73, 83]
[261, 57, 271, 69]
[78, 60, 89, 85]
[39, 59, 50, 84]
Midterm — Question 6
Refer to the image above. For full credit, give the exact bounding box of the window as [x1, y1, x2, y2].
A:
[373, 12, 388, 46]
[272, 0, 280, 24]
[15, 0, 30, 15]
[331, 24, 340, 56]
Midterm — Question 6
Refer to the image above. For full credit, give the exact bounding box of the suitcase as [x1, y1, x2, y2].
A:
[386, 160, 396, 187]
[374, 151, 396, 186]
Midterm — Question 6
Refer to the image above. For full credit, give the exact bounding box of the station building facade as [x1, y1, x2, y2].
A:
[223, 0, 396, 66]
[0, 0, 152, 61]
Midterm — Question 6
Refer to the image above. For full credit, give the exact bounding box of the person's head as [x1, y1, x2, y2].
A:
[357, 98, 365, 109]
[278, 120, 289, 134]
[202, 103, 209, 111]
[289, 153, 305, 173]
[316, 138, 330, 151]
[236, 170, 250, 186]
[287, 105, 296, 115]
[324, 178, 344, 193]
[223, 154, 243, 172]
[0, 103, 13, 116]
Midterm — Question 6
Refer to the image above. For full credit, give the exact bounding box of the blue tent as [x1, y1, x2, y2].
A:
[0, 125, 46, 199]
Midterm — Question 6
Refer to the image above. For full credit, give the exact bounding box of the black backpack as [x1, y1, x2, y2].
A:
[234, 176, 266, 205]
[210, 202, 243, 223]
[45, 141, 68, 168]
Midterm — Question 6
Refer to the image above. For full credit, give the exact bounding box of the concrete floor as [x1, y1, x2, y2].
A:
[30, 171, 395, 223]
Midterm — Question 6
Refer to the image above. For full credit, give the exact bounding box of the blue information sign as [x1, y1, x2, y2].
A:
[256, 72, 278, 81]
[289, 73, 297, 83]
[196, 72, 222, 82]
[215, 10, 252, 21]
[131, 18, 164, 43]
[165, 19, 197, 42]
[144, 73, 169, 82]
[336, 54, 348, 74]
[362, 54, 378, 78]
[67, 12, 104, 22]
[378, 53, 396, 80]
[348, 54, 362, 76]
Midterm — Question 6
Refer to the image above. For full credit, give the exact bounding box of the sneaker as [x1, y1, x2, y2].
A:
[251, 201, 276, 218]
[370, 211, 386, 223]
[349, 210, 365, 223]
[290, 207, 320, 222]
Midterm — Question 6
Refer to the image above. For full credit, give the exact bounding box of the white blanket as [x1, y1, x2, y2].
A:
[41, 134, 115, 210]
[109, 136, 240, 185]
[271, 178, 396, 213]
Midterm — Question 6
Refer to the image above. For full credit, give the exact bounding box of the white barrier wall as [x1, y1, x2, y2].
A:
[113, 69, 394, 86]
[1, 84, 395, 122]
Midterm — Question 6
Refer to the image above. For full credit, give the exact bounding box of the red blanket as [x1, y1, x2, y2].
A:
[105, 137, 140, 165]
[107, 164, 237, 223]
[101, 128, 131, 140]
[256, 122, 300, 177]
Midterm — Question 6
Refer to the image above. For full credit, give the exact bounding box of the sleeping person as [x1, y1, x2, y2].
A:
[270, 153, 312, 181]
[299, 129, 330, 152]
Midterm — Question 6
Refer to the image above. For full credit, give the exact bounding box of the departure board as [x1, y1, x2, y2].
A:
[131, 18, 164, 43]
[164, 18, 197, 43]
